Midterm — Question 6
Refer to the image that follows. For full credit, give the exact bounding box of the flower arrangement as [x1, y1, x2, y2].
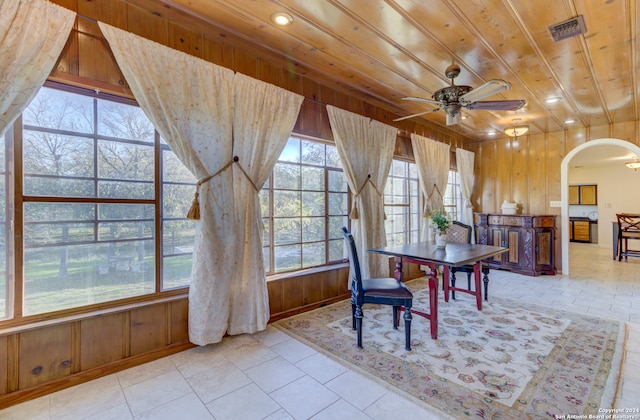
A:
[431, 210, 450, 234]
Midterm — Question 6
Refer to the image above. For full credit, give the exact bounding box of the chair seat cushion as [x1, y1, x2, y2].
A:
[362, 278, 413, 298]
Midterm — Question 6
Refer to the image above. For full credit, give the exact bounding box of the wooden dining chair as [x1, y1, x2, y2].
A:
[616, 213, 640, 261]
[342, 227, 413, 351]
[443, 221, 491, 300]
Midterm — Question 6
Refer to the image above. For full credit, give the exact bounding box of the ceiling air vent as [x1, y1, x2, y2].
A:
[548, 15, 587, 42]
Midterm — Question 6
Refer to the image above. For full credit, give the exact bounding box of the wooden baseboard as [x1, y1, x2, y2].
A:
[0, 341, 195, 410]
[268, 293, 351, 323]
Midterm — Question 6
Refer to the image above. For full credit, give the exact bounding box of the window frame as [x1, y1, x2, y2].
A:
[262, 135, 349, 275]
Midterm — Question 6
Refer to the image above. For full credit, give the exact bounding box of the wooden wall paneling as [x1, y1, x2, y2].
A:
[282, 277, 304, 312]
[302, 273, 323, 306]
[475, 142, 498, 213]
[258, 60, 283, 89]
[19, 325, 71, 389]
[589, 123, 611, 141]
[267, 279, 284, 315]
[321, 267, 348, 301]
[299, 79, 323, 137]
[281, 65, 304, 96]
[495, 138, 512, 207]
[0, 335, 7, 394]
[546, 130, 565, 271]
[80, 313, 125, 371]
[295, 100, 323, 139]
[129, 305, 168, 356]
[169, 299, 189, 344]
[566, 126, 587, 152]
[77, 19, 126, 88]
[168, 22, 203, 58]
[70, 322, 81, 374]
[510, 137, 529, 212]
[52, 18, 79, 78]
[233, 49, 258, 79]
[546, 131, 565, 203]
[54, 0, 77, 11]
[124, 4, 168, 46]
[201, 36, 234, 68]
[77, 0, 128, 28]
[6, 335, 18, 393]
[527, 133, 548, 215]
[611, 121, 637, 144]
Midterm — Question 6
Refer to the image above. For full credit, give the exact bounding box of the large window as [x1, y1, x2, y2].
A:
[384, 160, 420, 246]
[384, 160, 463, 245]
[261, 137, 349, 274]
[444, 170, 463, 222]
[2, 85, 196, 318]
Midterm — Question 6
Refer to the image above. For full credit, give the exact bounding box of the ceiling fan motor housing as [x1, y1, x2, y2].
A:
[433, 85, 472, 104]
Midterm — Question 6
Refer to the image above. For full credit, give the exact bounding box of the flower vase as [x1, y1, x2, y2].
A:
[435, 232, 447, 248]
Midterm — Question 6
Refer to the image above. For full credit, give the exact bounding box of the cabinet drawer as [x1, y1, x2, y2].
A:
[503, 216, 524, 226]
[534, 216, 555, 227]
[488, 215, 524, 226]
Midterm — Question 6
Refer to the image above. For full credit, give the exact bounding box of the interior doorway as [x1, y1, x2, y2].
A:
[560, 138, 640, 275]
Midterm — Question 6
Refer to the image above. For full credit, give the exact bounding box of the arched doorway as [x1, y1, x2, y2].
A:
[561, 138, 640, 274]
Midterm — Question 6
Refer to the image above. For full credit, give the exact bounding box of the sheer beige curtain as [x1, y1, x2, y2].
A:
[0, 0, 74, 137]
[456, 148, 475, 233]
[411, 134, 450, 241]
[326, 105, 396, 279]
[99, 23, 303, 345]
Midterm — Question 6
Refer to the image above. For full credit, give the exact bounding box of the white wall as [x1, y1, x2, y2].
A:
[569, 165, 640, 249]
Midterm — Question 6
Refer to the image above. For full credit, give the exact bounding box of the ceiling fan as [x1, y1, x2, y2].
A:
[395, 64, 526, 125]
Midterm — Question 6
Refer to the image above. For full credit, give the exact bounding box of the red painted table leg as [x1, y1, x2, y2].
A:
[428, 273, 438, 339]
[443, 265, 450, 302]
[474, 262, 482, 310]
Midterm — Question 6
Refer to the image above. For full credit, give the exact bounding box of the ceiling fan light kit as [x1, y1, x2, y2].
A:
[395, 64, 526, 125]
[625, 160, 640, 171]
[504, 125, 529, 138]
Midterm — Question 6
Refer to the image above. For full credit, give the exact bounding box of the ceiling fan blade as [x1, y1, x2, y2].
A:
[446, 112, 462, 126]
[458, 79, 511, 103]
[393, 108, 442, 122]
[402, 96, 442, 106]
[465, 99, 527, 111]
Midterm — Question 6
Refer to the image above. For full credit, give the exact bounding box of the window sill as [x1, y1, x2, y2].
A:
[267, 262, 349, 282]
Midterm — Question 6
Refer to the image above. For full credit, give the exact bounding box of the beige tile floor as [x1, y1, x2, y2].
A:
[1, 243, 639, 419]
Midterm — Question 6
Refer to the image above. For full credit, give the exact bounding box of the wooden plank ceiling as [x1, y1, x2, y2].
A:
[121, 0, 639, 142]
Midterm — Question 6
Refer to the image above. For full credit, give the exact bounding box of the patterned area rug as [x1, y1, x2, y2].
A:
[274, 277, 624, 419]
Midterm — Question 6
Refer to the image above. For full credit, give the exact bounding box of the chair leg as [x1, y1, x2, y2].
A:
[403, 304, 412, 351]
[351, 303, 356, 330]
[392, 306, 399, 329]
[451, 271, 457, 300]
[355, 305, 363, 348]
[482, 267, 490, 301]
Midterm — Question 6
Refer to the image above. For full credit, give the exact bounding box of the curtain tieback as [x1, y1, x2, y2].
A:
[187, 156, 257, 220]
[350, 175, 383, 220]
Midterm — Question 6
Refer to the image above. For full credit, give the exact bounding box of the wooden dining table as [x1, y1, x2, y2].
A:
[368, 242, 508, 339]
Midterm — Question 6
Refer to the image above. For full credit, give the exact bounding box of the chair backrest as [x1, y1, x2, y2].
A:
[445, 221, 472, 244]
[342, 227, 363, 302]
[617, 213, 640, 237]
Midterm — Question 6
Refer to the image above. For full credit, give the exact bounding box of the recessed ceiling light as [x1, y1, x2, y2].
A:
[545, 96, 561, 104]
[487, 130, 497, 136]
[271, 12, 293, 26]
[564, 118, 576, 124]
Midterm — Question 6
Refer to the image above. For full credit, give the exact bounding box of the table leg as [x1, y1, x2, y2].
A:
[394, 257, 404, 282]
[474, 262, 482, 310]
[428, 268, 438, 339]
[443, 265, 450, 302]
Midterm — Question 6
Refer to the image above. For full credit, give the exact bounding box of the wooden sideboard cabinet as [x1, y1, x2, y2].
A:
[474, 213, 556, 276]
